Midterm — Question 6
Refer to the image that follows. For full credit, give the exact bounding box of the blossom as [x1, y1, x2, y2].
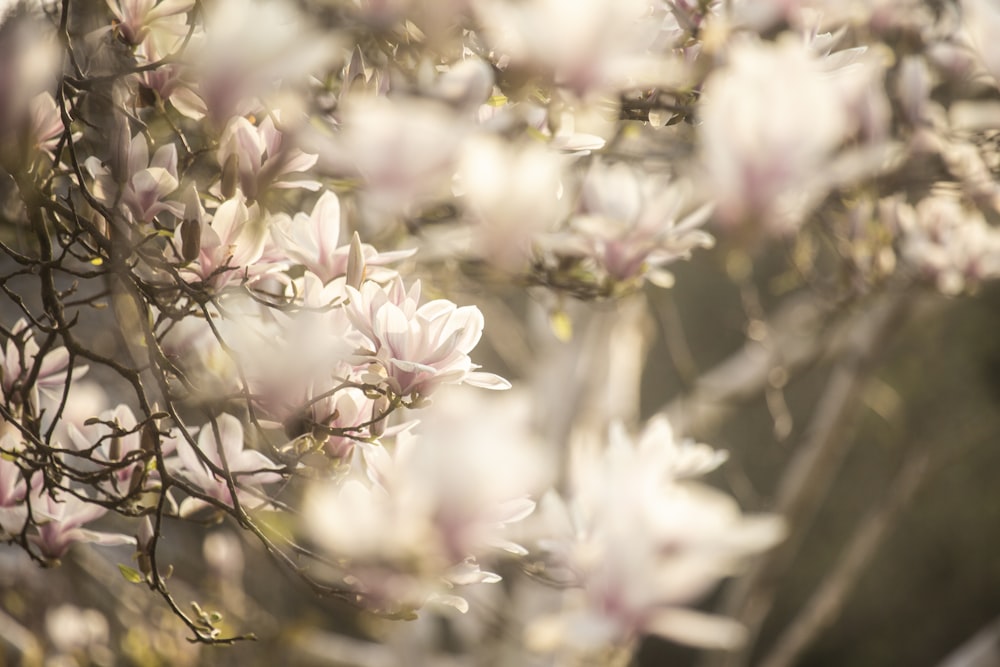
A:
[176, 195, 275, 290]
[106, 0, 194, 48]
[270, 190, 414, 285]
[699, 35, 850, 234]
[345, 278, 510, 400]
[326, 96, 467, 226]
[554, 161, 715, 290]
[527, 417, 783, 652]
[892, 193, 1000, 295]
[302, 388, 547, 612]
[172, 413, 282, 516]
[29, 487, 136, 561]
[216, 114, 320, 201]
[84, 132, 184, 225]
[0, 424, 27, 537]
[1, 319, 83, 408]
[457, 135, 570, 272]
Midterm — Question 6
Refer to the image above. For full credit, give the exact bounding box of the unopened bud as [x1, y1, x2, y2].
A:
[220, 152, 240, 199]
[180, 219, 201, 263]
[346, 231, 366, 289]
[109, 435, 122, 461]
[140, 421, 158, 454]
[369, 394, 390, 438]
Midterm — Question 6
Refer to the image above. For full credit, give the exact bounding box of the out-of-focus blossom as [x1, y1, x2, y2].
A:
[457, 135, 569, 271]
[327, 96, 467, 226]
[345, 278, 510, 400]
[302, 387, 547, 612]
[270, 190, 414, 284]
[216, 114, 320, 201]
[0, 12, 60, 169]
[182, 0, 339, 126]
[29, 487, 136, 561]
[550, 161, 714, 291]
[474, 0, 683, 96]
[106, 0, 194, 48]
[962, 0, 1000, 87]
[891, 193, 1000, 295]
[84, 132, 184, 225]
[172, 413, 282, 516]
[699, 35, 851, 234]
[527, 416, 783, 653]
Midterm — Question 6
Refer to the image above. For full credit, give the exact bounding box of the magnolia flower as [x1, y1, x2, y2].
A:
[270, 190, 414, 284]
[327, 96, 467, 226]
[172, 413, 282, 516]
[473, 0, 678, 96]
[176, 195, 275, 290]
[67, 404, 172, 500]
[1, 319, 83, 407]
[302, 388, 547, 612]
[527, 417, 783, 652]
[216, 114, 320, 201]
[457, 135, 570, 272]
[84, 132, 184, 225]
[106, 0, 194, 48]
[29, 487, 136, 561]
[892, 193, 1000, 295]
[345, 278, 510, 400]
[699, 35, 850, 234]
[554, 161, 715, 290]
[28, 91, 62, 162]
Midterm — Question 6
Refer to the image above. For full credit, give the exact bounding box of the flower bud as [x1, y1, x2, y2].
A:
[220, 152, 239, 199]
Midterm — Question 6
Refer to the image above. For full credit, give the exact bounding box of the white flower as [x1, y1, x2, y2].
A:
[172, 413, 282, 515]
[457, 135, 570, 272]
[528, 417, 783, 651]
[84, 133, 184, 225]
[557, 161, 714, 288]
[302, 388, 547, 612]
[1, 319, 84, 408]
[216, 114, 320, 201]
[176, 195, 275, 290]
[29, 487, 136, 561]
[270, 190, 414, 284]
[699, 35, 849, 234]
[345, 278, 510, 399]
[106, 0, 194, 48]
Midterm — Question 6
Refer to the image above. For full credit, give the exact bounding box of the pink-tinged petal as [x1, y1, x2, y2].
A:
[210, 197, 248, 247]
[463, 372, 511, 390]
[279, 151, 320, 175]
[311, 190, 341, 257]
[132, 167, 179, 199]
[127, 133, 149, 178]
[378, 304, 413, 359]
[145, 0, 195, 22]
[72, 528, 138, 548]
[213, 413, 245, 467]
[150, 143, 178, 175]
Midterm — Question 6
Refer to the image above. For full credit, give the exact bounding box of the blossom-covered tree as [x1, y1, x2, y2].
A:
[0, 0, 998, 665]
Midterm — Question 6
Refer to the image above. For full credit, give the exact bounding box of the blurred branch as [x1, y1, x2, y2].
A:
[698, 288, 918, 667]
[936, 616, 1000, 667]
[758, 443, 931, 667]
[661, 291, 848, 438]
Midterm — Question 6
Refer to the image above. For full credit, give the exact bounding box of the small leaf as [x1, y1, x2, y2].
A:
[118, 563, 143, 584]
